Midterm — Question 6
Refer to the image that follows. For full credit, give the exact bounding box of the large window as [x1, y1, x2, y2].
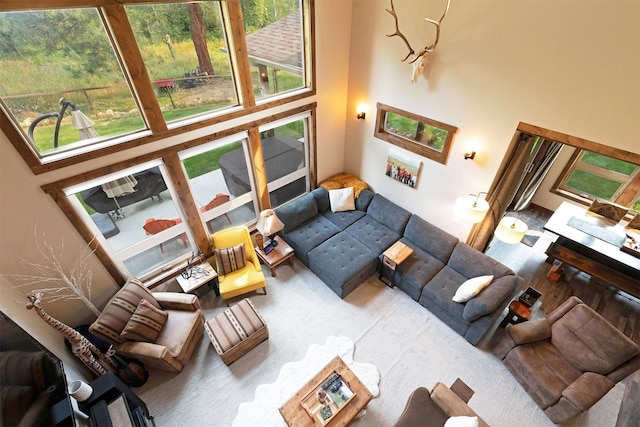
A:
[0, 0, 314, 173]
[179, 133, 259, 234]
[554, 149, 640, 212]
[65, 162, 196, 281]
[260, 114, 310, 208]
[0, 8, 145, 158]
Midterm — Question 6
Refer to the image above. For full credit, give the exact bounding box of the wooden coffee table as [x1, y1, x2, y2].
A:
[255, 235, 295, 277]
[279, 356, 373, 427]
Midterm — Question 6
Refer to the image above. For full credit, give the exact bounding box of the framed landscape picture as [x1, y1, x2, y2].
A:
[375, 102, 458, 165]
[385, 148, 421, 188]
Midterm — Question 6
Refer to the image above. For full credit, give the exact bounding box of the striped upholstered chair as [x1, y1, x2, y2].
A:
[90, 278, 204, 373]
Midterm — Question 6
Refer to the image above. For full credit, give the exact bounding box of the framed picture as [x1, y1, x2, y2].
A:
[374, 102, 458, 165]
[385, 148, 421, 189]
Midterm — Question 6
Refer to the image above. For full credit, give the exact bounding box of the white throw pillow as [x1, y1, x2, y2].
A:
[452, 275, 494, 303]
[329, 187, 355, 212]
[444, 416, 479, 427]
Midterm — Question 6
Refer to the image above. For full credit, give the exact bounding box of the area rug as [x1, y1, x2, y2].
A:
[232, 336, 380, 427]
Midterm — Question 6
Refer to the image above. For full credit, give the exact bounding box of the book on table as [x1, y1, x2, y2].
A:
[300, 371, 355, 425]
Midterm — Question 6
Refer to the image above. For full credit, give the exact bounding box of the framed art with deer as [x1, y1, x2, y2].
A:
[374, 102, 458, 165]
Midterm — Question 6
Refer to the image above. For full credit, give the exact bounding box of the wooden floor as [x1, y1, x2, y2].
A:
[486, 204, 640, 345]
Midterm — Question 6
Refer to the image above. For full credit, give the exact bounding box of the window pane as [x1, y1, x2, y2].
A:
[384, 112, 446, 152]
[182, 138, 258, 232]
[126, 2, 238, 123]
[244, 1, 305, 100]
[262, 119, 307, 208]
[565, 169, 623, 200]
[0, 9, 144, 158]
[72, 165, 194, 279]
[580, 151, 636, 175]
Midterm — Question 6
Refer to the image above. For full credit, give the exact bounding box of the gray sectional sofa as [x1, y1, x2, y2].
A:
[275, 187, 523, 345]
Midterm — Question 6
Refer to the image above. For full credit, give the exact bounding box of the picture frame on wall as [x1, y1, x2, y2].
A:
[385, 148, 421, 189]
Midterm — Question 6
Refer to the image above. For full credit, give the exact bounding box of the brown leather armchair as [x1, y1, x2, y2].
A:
[495, 296, 640, 424]
[90, 278, 204, 373]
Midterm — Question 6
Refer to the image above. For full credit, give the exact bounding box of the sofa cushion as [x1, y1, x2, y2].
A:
[366, 194, 411, 234]
[463, 275, 519, 322]
[322, 210, 366, 231]
[329, 187, 355, 212]
[355, 189, 375, 211]
[447, 242, 513, 279]
[311, 187, 331, 212]
[403, 215, 458, 263]
[551, 304, 640, 374]
[452, 275, 493, 303]
[275, 192, 318, 233]
[308, 233, 378, 298]
[90, 278, 160, 345]
[120, 299, 168, 342]
[281, 215, 340, 265]
[419, 266, 467, 326]
[395, 238, 446, 300]
[504, 341, 582, 409]
[345, 215, 402, 255]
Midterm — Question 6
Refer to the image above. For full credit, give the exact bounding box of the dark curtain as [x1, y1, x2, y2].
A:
[466, 132, 538, 252]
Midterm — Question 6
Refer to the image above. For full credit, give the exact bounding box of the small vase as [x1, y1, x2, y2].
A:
[68, 380, 93, 402]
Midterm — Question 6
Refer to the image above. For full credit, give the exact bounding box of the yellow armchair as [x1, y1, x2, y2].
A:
[211, 226, 267, 302]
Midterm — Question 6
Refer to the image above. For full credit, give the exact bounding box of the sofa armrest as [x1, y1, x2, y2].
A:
[431, 383, 489, 427]
[508, 318, 551, 344]
[114, 341, 181, 372]
[154, 292, 202, 311]
[607, 354, 640, 383]
[562, 372, 615, 411]
[463, 275, 519, 322]
[494, 318, 551, 360]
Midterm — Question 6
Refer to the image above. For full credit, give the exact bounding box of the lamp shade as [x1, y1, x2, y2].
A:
[456, 195, 490, 223]
[494, 217, 528, 244]
[256, 209, 284, 237]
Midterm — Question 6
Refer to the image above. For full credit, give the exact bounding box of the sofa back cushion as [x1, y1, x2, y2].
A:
[90, 278, 161, 344]
[367, 194, 411, 234]
[404, 215, 458, 263]
[312, 187, 331, 212]
[551, 304, 640, 374]
[447, 242, 513, 279]
[355, 189, 375, 211]
[276, 192, 318, 233]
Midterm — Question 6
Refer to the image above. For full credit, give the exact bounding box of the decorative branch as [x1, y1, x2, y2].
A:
[6, 227, 100, 316]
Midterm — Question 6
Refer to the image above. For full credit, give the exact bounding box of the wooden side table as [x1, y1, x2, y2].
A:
[379, 241, 413, 287]
[255, 236, 295, 277]
[499, 300, 532, 328]
[176, 261, 219, 296]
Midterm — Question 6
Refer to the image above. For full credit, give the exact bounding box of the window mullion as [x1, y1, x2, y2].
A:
[222, 0, 256, 108]
[102, 4, 167, 133]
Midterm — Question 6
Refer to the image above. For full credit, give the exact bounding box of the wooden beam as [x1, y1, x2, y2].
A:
[248, 127, 269, 209]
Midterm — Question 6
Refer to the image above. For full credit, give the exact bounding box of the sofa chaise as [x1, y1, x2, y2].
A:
[276, 184, 523, 345]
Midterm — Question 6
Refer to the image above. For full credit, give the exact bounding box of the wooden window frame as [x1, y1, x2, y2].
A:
[0, 0, 316, 175]
[374, 102, 458, 165]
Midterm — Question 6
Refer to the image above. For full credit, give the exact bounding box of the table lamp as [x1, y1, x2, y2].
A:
[256, 209, 285, 247]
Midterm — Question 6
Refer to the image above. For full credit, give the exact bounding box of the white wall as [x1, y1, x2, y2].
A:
[344, 0, 640, 240]
[0, 0, 353, 353]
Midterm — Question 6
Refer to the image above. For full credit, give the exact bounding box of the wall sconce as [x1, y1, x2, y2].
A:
[455, 192, 490, 223]
[464, 151, 476, 160]
[356, 103, 367, 120]
[357, 111, 366, 120]
[494, 214, 528, 244]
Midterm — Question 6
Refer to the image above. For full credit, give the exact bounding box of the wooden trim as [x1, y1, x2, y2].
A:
[162, 153, 211, 254]
[40, 103, 316, 194]
[223, 0, 256, 108]
[518, 122, 640, 165]
[374, 102, 458, 165]
[103, 4, 167, 134]
[249, 128, 269, 210]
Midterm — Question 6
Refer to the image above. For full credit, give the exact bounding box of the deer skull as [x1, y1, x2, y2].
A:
[386, 0, 451, 84]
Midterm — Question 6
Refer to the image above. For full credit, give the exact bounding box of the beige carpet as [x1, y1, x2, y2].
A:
[138, 260, 625, 426]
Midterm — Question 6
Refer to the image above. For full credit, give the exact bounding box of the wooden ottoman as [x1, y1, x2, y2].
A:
[204, 298, 269, 365]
